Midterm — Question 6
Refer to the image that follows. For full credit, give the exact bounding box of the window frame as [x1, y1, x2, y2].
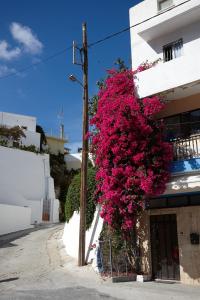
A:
[163, 108, 200, 140]
[147, 194, 200, 210]
[157, 0, 173, 12]
[163, 38, 183, 62]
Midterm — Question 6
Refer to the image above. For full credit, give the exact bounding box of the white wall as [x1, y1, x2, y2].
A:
[51, 199, 60, 223]
[129, 0, 194, 29]
[0, 146, 47, 201]
[165, 174, 200, 195]
[135, 53, 200, 99]
[0, 111, 36, 132]
[129, 0, 200, 99]
[62, 207, 104, 263]
[0, 111, 41, 150]
[0, 204, 32, 235]
[0, 146, 59, 225]
[130, 0, 200, 69]
[21, 130, 41, 149]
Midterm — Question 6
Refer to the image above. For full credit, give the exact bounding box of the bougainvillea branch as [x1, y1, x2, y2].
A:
[90, 68, 172, 234]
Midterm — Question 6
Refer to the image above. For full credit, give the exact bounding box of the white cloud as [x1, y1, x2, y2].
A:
[10, 22, 43, 54]
[0, 65, 17, 77]
[0, 40, 21, 60]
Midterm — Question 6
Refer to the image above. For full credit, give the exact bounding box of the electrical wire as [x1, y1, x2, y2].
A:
[88, 0, 192, 48]
[0, 0, 192, 80]
[0, 46, 72, 80]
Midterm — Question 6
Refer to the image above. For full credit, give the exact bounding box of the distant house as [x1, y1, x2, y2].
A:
[46, 135, 67, 155]
[0, 111, 41, 150]
[65, 151, 94, 171]
[65, 152, 82, 170]
[0, 111, 59, 235]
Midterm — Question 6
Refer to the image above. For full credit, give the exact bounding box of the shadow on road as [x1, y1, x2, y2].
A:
[0, 277, 19, 283]
[0, 223, 62, 248]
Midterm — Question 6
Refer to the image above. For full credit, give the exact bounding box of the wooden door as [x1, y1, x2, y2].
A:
[150, 214, 180, 280]
[42, 199, 50, 221]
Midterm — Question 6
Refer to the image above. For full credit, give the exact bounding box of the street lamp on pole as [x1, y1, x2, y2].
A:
[68, 24, 88, 267]
[69, 74, 83, 88]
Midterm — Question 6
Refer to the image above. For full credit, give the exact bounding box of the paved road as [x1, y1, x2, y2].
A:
[0, 224, 200, 300]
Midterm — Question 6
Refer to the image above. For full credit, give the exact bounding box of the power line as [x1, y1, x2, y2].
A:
[88, 0, 192, 48]
[0, 46, 72, 80]
[0, 0, 192, 80]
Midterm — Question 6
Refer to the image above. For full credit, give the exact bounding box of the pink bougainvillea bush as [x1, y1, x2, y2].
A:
[90, 69, 172, 233]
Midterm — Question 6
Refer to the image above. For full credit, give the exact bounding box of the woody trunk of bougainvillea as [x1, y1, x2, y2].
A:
[90, 69, 172, 235]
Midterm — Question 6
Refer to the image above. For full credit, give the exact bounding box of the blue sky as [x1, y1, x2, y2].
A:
[0, 0, 141, 152]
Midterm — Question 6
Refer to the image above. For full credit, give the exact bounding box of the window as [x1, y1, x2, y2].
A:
[158, 0, 173, 11]
[164, 109, 200, 140]
[148, 194, 200, 210]
[163, 39, 183, 62]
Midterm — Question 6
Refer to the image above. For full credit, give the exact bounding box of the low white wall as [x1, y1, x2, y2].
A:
[135, 55, 200, 99]
[0, 183, 43, 224]
[62, 206, 104, 263]
[0, 204, 32, 235]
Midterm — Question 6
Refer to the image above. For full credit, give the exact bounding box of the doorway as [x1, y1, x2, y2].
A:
[150, 214, 180, 280]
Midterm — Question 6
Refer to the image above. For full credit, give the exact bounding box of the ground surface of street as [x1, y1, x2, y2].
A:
[0, 224, 200, 300]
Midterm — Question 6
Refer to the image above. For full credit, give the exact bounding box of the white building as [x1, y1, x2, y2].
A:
[0, 112, 59, 235]
[65, 152, 82, 170]
[65, 152, 94, 170]
[0, 111, 41, 149]
[130, 0, 200, 285]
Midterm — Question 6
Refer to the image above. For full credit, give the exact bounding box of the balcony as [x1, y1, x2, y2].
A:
[171, 134, 200, 160]
[135, 55, 200, 100]
[136, 0, 200, 41]
[170, 134, 200, 174]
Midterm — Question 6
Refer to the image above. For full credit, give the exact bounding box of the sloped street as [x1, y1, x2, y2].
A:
[0, 224, 200, 300]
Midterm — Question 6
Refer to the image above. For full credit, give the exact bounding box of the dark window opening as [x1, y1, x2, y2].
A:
[147, 194, 200, 210]
[163, 39, 183, 62]
[163, 109, 200, 140]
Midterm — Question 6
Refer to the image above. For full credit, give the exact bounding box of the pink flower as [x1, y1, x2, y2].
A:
[90, 68, 172, 235]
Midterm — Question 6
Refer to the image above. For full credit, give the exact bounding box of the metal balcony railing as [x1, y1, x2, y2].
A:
[170, 134, 200, 161]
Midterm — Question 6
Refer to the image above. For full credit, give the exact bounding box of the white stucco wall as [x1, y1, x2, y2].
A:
[165, 173, 200, 195]
[0, 204, 32, 235]
[0, 146, 48, 201]
[129, 0, 200, 97]
[0, 146, 58, 225]
[130, 0, 200, 67]
[62, 207, 104, 263]
[51, 199, 60, 223]
[0, 111, 36, 132]
[21, 130, 41, 149]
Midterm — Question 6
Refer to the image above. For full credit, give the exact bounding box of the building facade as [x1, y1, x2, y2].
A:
[46, 135, 67, 155]
[0, 111, 41, 150]
[130, 0, 200, 285]
[0, 112, 59, 234]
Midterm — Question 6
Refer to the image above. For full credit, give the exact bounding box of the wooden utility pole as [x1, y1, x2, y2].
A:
[78, 22, 89, 266]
